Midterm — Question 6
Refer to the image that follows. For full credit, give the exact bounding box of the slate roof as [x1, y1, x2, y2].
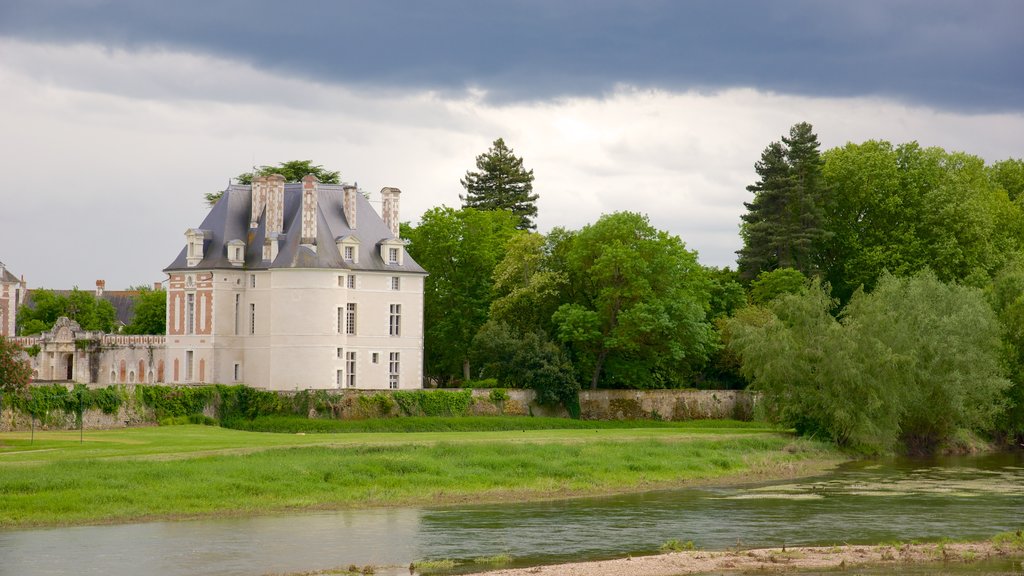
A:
[164, 184, 427, 274]
[22, 290, 139, 327]
[1, 268, 18, 283]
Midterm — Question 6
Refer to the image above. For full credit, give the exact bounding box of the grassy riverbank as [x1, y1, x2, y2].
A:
[0, 420, 844, 529]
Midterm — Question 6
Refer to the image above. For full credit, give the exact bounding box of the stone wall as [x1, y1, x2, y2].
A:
[0, 387, 756, 431]
[578, 389, 756, 421]
[0, 403, 152, 433]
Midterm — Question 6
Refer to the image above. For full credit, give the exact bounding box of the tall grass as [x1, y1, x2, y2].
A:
[0, 426, 841, 528]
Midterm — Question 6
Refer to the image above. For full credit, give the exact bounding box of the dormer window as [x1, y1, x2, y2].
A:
[336, 235, 360, 264]
[185, 228, 210, 267]
[379, 238, 405, 266]
[227, 239, 246, 267]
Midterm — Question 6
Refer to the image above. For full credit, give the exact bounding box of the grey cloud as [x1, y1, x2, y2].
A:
[1, 0, 1021, 113]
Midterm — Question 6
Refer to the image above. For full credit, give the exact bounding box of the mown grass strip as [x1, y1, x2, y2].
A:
[0, 425, 841, 528]
[220, 415, 777, 434]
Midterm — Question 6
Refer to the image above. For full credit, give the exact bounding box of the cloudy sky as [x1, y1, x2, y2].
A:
[1, 1, 1022, 289]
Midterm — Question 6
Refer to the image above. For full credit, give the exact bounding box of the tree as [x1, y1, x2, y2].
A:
[728, 272, 1009, 453]
[460, 138, 539, 230]
[206, 160, 341, 206]
[749, 268, 808, 305]
[124, 288, 167, 335]
[737, 122, 827, 280]
[989, 158, 1024, 202]
[488, 232, 568, 335]
[552, 212, 715, 389]
[0, 336, 32, 395]
[470, 321, 579, 411]
[16, 288, 116, 335]
[404, 207, 521, 382]
[820, 142, 1023, 301]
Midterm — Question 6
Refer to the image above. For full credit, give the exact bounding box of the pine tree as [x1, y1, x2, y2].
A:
[738, 141, 794, 279]
[737, 122, 827, 280]
[460, 138, 539, 230]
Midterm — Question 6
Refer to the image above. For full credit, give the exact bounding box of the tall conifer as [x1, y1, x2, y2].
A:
[460, 138, 539, 230]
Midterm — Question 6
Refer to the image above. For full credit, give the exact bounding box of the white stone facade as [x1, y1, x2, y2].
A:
[162, 177, 427, 391]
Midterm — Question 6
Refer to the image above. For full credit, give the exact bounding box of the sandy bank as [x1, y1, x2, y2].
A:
[470, 541, 1024, 576]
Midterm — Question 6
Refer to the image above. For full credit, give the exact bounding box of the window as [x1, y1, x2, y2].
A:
[346, 351, 357, 387]
[337, 347, 343, 359]
[389, 304, 401, 336]
[389, 352, 400, 389]
[249, 303, 256, 335]
[391, 276, 401, 291]
[337, 306, 343, 334]
[234, 294, 240, 335]
[347, 275, 356, 289]
[186, 351, 194, 381]
[344, 245, 354, 261]
[336, 369, 343, 387]
[234, 363, 241, 382]
[371, 352, 380, 364]
[346, 303, 357, 335]
[250, 275, 256, 288]
[388, 247, 399, 264]
[186, 293, 195, 335]
[338, 275, 344, 287]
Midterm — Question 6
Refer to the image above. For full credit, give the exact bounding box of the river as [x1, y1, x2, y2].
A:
[1, 451, 1021, 576]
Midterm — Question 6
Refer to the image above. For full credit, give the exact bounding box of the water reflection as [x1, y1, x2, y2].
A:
[1, 452, 1020, 576]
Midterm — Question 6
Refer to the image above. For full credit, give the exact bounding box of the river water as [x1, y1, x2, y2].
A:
[1, 452, 1021, 576]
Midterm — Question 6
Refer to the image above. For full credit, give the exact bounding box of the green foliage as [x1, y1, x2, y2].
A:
[660, 539, 697, 552]
[17, 288, 117, 334]
[391, 389, 473, 417]
[728, 272, 1009, 453]
[214, 384, 285, 420]
[1, 384, 125, 422]
[553, 211, 715, 390]
[738, 122, 828, 280]
[404, 207, 521, 382]
[471, 321, 579, 410]
[985, 257, 1024, 441]
[123, 288, 166, 334]
[136, 385, 216, 419]
[460, 378, 500, 388]
[206, 160, 341, 206]
[821, 142, 1022, 302]
[488, 388, 510, 403]
[749, 268, 808, 305]
[356, 393, 396, 418]
[0, 336, 32, 394]
[988, 158, 1024, 201]
[460, 137, 539, 230]
[704, 266, 747, 321]
[489, 232, 568, 334]
[24, 344, 40, 358]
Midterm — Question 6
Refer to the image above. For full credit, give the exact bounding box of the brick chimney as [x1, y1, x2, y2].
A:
[96, 279, 105, 298]
[301, 174, 319, 245]
[153, 281, 162, 291]
[380, 187, 401, 237]
[343, 184, 358, 230]
[265, 174, 285, 234]
[250, 175, 267, 229]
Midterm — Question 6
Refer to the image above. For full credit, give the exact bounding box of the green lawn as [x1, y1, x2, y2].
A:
[0, 420, 845, 529]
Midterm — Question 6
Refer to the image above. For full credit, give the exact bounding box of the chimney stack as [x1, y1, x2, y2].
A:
[380, 187, 401, 237]
[265, 174, 285, 234]
[343, 185, 358, 230]
[301, 174, 319, 245]
[153, 282, 162, 291]
[96, 279, 105, 298]
[250, 175, 267, 229]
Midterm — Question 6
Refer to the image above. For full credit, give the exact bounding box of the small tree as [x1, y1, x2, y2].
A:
[0, 336, 32, 395]
[460, 138, 539, 230]
[124, 288, 167, 335]
[206, 160, 341, 206]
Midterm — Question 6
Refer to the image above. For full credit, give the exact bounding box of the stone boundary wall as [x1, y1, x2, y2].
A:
[0, 387, 756, 431]
[578, 389, 756, 421]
